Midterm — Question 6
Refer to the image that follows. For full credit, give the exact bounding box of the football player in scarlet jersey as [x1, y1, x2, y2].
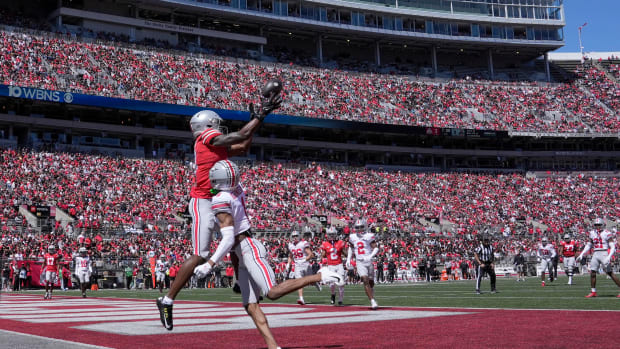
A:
[576, 218, 620, 298]
[346, 219, 379, 309]
[157, 88, 282, 330]
[558, 234, 577, 285]
[42, 245, 59, 300]
[320, 226, 347, 306]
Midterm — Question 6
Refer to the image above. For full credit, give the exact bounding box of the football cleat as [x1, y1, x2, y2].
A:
[331, 294, 336, 305]
[156, 297, 174, 330]
[297, 298, 305, 306]
[370, 299, 378, 310]
[491, 289, 498, 294]
[315, 282, 322, 292]
[585, 292, 597, 298]
[319, 267, 344, 286]
[475, 290, 481, 295]
[541, 281, 545, 287]
[337, 301, 343, 307]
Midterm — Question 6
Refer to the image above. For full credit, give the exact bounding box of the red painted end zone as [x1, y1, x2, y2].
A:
[0, 294, 618, 349]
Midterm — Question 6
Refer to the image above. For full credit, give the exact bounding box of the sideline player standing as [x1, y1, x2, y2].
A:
[156, 86, 282, 329]
[74, 247, 92, 298]
[474, 234, 497, 294]
[42, 245, 59, 300]
[320, 226, 347, 306]
[346, 219, 379, 309]
[155, 255, 169, 293]
[537, 237, 556, 287]
[558, 234, 577, 285]
[576, 218, 620, 298]
[287, 230, 320, 305]
[192, 160, 343, 348]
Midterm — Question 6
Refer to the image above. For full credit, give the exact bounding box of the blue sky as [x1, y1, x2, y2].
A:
[557, 0, 620, 52]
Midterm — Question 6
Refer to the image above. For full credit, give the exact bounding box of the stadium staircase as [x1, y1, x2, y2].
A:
[18, 206, 38, 229]
[593, 60, 620, 84]
[576, 84, 618, 118]
[54, 207, 75, 227]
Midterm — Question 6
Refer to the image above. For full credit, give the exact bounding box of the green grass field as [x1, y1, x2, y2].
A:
[15, 275, 620, 311]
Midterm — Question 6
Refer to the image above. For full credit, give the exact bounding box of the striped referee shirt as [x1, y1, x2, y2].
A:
[475, 244, 494, 263]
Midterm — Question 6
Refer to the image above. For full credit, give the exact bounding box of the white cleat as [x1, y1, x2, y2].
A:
[370, 299, 378, 310]
[315, 282, 322, 292]
[319, 267, 345, 286]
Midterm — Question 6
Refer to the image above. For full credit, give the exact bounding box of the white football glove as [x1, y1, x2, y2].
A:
[193, 262, 212, 279]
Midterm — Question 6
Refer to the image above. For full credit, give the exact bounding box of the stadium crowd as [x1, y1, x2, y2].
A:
[1, 28, 619, 133]
[2, 148, 619, 235]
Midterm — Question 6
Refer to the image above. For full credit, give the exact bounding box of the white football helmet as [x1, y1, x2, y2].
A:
[79, 247, 87, 255]
[593, 218, 604, 227]
[353, 219, 367, 233]
[563, 234, 571, 241]
[209, 160, 240, 191]
[190, 110, 223, 138]
[326, 226, 337, 239]
[541, 237, 548, 245]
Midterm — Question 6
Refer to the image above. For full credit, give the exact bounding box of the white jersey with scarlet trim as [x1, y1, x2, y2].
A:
[537, 243, 556, 260]
[587, 230, 616, 251]
[191, 128, 227, 199]
[211, 184, 251, 235]
[289, 240, 311, 266]
[560, 240, 577, 257]
[321, 240, 346, 265]
[156, 260, 168, 273]
[74, 256, 91, 272]
[349, 232, 376, 260]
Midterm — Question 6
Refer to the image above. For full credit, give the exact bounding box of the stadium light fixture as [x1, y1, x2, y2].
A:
[578, 22, 587, 60]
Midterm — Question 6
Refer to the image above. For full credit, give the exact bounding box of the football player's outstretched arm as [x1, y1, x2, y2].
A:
[212, 92, 282, 154]
[208, 212, 236, 267]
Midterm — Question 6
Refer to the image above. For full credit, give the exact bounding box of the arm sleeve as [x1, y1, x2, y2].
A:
[577, 242, 592, 259]
[346, 246, 353, 263]
[369, 247, 379, 259]
[608, 240, 616, 259]
[209, 226, 235, 265]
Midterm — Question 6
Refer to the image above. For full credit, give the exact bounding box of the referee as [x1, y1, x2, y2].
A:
[474, 234, 497, 294]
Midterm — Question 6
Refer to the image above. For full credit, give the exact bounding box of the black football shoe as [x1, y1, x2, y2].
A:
[156, 297, 173, 331]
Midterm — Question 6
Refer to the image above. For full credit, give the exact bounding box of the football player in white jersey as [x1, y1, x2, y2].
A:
[155, 255, 168, 293]
[537, 237, 556, 287]
[287, 230, 319, 305]
[576, 218, 620, 298]
[191, 160, 343, 348]
[346, 218, 379, 309]
[74, 247, 92, 298]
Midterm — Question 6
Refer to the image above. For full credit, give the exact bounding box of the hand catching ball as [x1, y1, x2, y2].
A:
[261, 79, 283, 98]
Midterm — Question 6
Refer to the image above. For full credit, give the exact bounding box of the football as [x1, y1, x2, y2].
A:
[261, 79, 283, 98]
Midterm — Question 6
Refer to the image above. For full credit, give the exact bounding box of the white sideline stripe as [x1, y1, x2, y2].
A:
[6, 307, 309, 323]
[76, 310, 472, 335]
[2, 304, 221, 315]
[0, 328, 113, 349]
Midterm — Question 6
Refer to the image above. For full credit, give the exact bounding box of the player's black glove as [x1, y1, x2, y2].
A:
[249, 93, 282, 122]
